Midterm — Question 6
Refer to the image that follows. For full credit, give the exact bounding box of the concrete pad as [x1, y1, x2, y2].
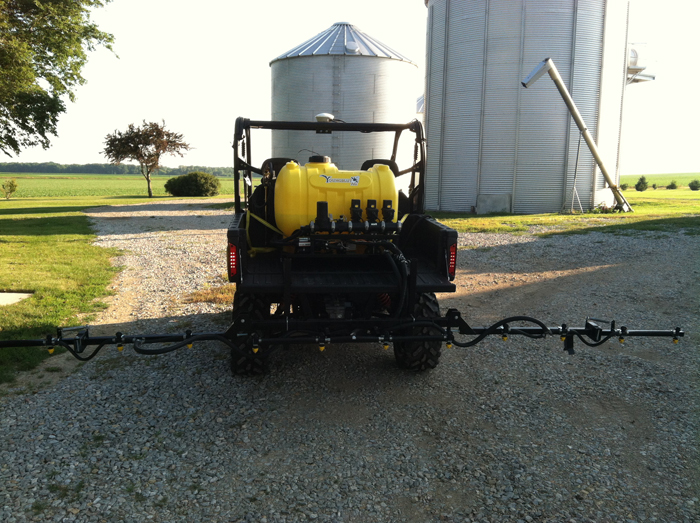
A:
[477, 194, 512, 214]
[0, 293, 33, 306]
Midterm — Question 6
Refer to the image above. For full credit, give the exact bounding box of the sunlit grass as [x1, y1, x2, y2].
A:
[0, 211, 118, 383]
[0, 172, 237, 198]
[431, 186, 700, 235]
[183, 283, 237, 305]
[0, 193, 232, 383]
[0, 194, 233, 219]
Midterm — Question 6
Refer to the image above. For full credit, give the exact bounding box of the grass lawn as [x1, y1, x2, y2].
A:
[433, 185, 700, 235]
[1, 173, 237, 198]
[0, 192, 231, 384]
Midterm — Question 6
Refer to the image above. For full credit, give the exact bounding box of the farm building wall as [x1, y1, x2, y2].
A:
[423, 0, 628, 213]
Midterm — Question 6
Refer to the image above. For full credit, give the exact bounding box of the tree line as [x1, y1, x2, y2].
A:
[0, 162, 235, 177]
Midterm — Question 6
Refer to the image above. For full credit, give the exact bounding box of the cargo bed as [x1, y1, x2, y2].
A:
[227, 213, 457, 295]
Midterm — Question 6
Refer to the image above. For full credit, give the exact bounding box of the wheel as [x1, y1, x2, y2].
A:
[393, 292, 442, 371]
[230, 340, 266, 376]
[230, 292, 268, 376]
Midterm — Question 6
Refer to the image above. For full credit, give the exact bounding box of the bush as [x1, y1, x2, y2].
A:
[589, 203, 613, 214]
[1, 178, 18, 199]
[620, 183, 629, 190]
[635, 176, 648, 192]
[164, 171, 221, 197]
[667, 180, 678, 190]
[689, 179, 700, 191]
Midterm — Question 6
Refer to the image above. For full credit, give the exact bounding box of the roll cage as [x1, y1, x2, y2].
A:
[231, 117, 427, 215]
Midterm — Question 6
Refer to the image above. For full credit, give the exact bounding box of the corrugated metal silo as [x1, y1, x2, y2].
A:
[271, 22, 418, 171]
[423, 0, 629, 213]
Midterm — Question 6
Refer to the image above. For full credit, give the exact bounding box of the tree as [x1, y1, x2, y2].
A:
[635, 176, 648, 192]
[0, 0, 114, 156]
[1, 178, 18, 199]
[103, 121, 191, 197]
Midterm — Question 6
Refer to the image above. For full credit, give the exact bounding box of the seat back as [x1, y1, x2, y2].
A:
[360, 159, 399, 177]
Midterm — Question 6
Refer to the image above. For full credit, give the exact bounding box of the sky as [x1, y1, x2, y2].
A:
[10, 0, 700, 176]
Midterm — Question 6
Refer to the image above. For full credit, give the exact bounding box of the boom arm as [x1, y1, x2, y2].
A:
[0, 312, 683, 361]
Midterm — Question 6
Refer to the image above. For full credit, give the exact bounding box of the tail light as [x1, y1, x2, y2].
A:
[447, 243, 457, 280]
[228, 243, 239, 280]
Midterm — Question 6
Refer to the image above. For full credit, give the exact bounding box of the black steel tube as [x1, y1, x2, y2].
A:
[611, 329, 683, 337]
[0, 333, 201, 350]
[0, 338, 52, 348]
[254, 334, 449, 347]
[246, 120, 415, 133]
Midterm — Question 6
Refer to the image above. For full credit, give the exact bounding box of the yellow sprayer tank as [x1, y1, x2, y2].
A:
[274, 158, 398, 237]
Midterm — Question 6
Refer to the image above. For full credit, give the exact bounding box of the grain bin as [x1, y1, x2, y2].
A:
[271, 22, 418, 171]
[423, 0, 629, 213]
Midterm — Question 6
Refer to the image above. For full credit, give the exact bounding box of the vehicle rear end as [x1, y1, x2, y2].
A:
[226, 118, 458, 374]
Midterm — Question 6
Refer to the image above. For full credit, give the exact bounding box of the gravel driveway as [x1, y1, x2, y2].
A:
[1, 201, 698, 522]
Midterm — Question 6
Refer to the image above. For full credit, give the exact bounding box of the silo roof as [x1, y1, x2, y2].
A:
[270, 22, 415, 65]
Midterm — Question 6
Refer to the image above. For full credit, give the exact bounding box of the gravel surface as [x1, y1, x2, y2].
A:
[1, 201, 698, 522]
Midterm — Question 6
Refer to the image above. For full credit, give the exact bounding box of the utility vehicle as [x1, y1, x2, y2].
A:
[226, 117, 457, 374]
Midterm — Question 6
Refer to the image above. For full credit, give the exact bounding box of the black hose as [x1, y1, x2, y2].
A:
[371, 241, 410, 318]
[394, 257, 408, 318]
[56, 341, 108, 362]
[570, 333, 614, 347]
[383, 251, 408, 318]
[399, 214, 428, 242]
[451, 316, 552, 348]
[132, 334, 236, 355]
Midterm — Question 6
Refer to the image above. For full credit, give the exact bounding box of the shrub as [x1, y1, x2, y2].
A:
[1, 178, 18, 199]
[689, 179, 700, 191]
[652, 183, 657, 190]
[620, 183, 629, 190]
[635, 176, 648, 192]
[589, 203, 613, 214]
[667, 180, 678, 190]
[164, 171, 221, 197]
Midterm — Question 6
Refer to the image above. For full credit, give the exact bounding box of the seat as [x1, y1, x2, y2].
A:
[360, 159, 400, 177]
[261, 157, 296, 178]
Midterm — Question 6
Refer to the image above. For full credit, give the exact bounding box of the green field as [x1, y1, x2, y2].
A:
[1, 173, 236, 198]
[620, 173, 699, 188]
[0, 172, 698, 385]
